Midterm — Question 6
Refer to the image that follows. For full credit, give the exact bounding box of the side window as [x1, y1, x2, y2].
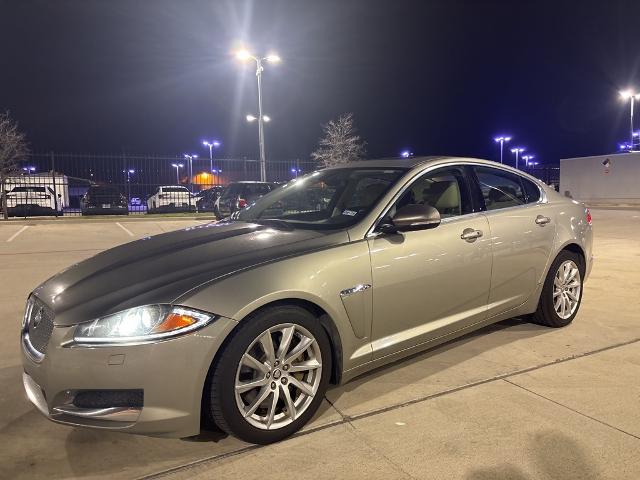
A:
[522, 177, 541, 203]
[389, 168, 471, 220]
[474, 166, 526, 211]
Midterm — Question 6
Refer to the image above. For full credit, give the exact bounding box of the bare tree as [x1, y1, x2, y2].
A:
[0, 111, 30, 219]
[311, 113, 366, 168]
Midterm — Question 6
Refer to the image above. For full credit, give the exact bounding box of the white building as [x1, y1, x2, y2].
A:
[560, 152, 640, 206]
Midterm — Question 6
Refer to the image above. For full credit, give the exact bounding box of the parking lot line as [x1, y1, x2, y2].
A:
[116, 222, 134, 237]
[6, 225, 28, 243]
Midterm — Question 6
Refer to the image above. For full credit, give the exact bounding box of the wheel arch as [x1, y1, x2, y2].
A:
[559, 242, 586, 265]
[200, 297, 344, 431]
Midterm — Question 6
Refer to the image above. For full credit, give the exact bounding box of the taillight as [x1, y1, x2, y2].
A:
[238, 198, 247, 209]
[585, 208, 592, 226]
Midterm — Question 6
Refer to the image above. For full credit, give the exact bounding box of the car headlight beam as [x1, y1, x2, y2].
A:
[73, 305, 215, 344]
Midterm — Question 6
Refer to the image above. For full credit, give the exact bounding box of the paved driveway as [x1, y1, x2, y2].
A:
[0, 210, 638, 479]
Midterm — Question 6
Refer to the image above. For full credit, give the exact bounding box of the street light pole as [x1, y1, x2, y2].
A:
[511, 147, 525, 169]
[236, 49, 280, 182]
[620, 90, 640, 150]
[255, 58, 267, 183]
[203, 140, 220, 174]
[171, 163, 183, 184]
[184, 154, 198, 192]
[494, 136, 511, 164]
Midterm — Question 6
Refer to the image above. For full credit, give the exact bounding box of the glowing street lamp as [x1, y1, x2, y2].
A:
[400, 150, 413, 158]
[235, 47, 281, 182]
[522, 154, 535, 167]
[22, 166, 36, 175]
[620, 90, 640, 150]
[494, 136, 512, 164]
[510, 147, 525, 169]
[202, 140, 220, 174]
[171, 163, 184, 184]
[246, 114, 270, 122]
[184, 154, 198, 192]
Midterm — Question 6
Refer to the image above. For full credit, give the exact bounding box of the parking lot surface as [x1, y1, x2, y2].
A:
[1, 210, 639, 479]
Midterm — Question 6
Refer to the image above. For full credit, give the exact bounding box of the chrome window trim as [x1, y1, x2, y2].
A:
[364, 161, 549, 239]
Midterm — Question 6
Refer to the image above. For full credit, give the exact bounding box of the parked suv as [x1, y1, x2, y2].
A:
[80, 185, 128, 215]
[214, 181, 274, 219]
[6, 186, 63, 216]
[147, 186, 195, 213]
[195, 185, 225, 213]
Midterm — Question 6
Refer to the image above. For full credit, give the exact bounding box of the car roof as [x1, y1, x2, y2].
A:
[323, 156, 534, 171]
[321, 156, 447, 170]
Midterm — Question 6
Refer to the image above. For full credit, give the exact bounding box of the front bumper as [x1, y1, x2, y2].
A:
[21, 316, 237, 438]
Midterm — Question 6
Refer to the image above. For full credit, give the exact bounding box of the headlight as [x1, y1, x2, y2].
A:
[73, 305, 214, 344]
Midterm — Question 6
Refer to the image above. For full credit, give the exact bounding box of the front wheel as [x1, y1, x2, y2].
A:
[207, 306, 331, 444]
[532, 250, 585, 327]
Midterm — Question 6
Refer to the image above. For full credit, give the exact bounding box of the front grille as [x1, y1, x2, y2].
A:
[73, 390, 144, 409]
[26, 297, 55, 355]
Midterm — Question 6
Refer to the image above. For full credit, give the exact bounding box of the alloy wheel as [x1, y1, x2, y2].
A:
[234, 323, 323, 430]
[553, 260, 582, 320]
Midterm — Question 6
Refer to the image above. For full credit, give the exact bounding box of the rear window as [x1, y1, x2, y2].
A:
[11, 186, 47, 193]
[244, 184, 271, 198]
[473, 166, 526, 211]
[162, 187, 189, 193]
[89, 186, 120, 195]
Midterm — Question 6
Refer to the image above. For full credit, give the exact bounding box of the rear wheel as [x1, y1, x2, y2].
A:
[207, 305, 331, 444]
[532, 250, 584, 327]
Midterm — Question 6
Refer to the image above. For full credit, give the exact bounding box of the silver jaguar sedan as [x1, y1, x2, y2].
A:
[21, 157, 593, 444]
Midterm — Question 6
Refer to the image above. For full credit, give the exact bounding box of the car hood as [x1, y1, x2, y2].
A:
[33, 221, 349, 326]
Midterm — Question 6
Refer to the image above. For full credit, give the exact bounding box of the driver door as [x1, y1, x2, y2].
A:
[368, 166, 492, 359]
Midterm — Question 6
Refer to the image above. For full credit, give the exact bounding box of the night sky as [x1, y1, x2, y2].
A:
[1, 0, 639, 165]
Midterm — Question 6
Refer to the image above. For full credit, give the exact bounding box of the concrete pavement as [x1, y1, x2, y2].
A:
[0, 210, 639, 479]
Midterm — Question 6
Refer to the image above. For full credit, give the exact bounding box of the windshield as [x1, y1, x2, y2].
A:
[236, 167, 406, 230]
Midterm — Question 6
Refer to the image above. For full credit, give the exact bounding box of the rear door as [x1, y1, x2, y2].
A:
[470, 165, 556, 316]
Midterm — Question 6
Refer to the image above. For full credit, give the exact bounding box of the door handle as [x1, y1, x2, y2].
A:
[535, 215, 551, 226]
[460, 228, 483, 242]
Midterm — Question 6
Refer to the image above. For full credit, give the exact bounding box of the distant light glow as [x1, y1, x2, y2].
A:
[265, 54, 281, 63]
[246, 114, 257, 122]
[494, 136, 512, 143]
[510, 147, 525, 153]
[213, 141, 221, 147]
[235, 49, 252, 61]
[263, 115, 271, 122]
[400, 150, 413, 158]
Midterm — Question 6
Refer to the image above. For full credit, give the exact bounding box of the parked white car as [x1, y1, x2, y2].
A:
[6, 186, 63, 216]
[146, 186, 195, 213]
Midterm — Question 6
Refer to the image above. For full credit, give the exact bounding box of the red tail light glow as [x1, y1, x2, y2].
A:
[238, 198, 247, 208]
[586, 208, 592, 225]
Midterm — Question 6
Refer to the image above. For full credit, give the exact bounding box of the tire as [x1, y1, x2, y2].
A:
[532, 250, 585, 328]
[207, 305, 332, 444]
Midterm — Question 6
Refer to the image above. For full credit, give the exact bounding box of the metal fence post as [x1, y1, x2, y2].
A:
[51, 151, 59, 217]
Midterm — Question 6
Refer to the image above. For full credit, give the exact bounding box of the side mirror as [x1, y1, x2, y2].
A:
[381, 204, 441, 233]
